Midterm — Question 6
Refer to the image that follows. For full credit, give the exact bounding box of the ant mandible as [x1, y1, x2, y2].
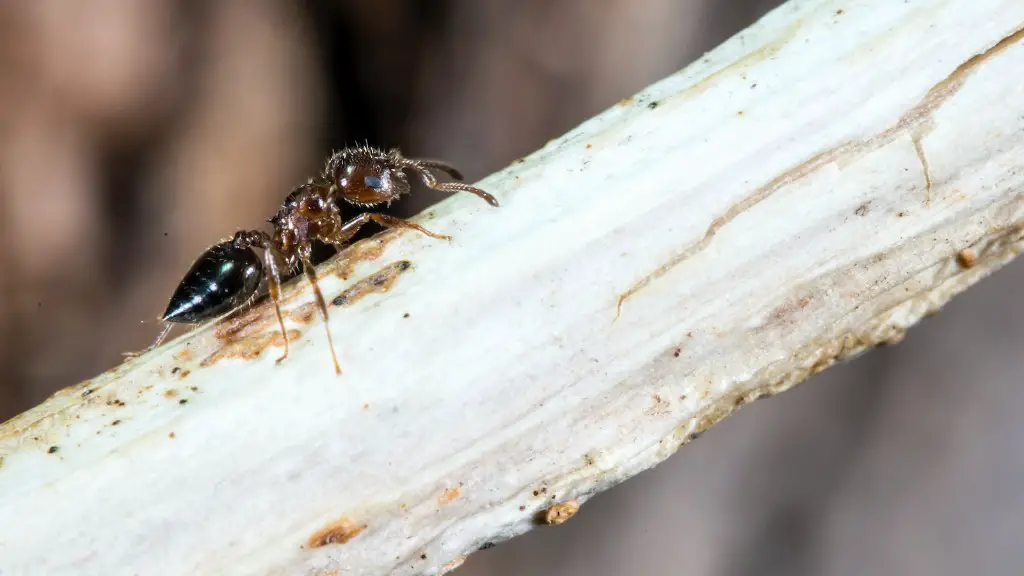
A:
[137, 146, 498, 373]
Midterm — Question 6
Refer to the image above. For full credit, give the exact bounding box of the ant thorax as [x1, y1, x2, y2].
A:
[270, 184, 341, 261]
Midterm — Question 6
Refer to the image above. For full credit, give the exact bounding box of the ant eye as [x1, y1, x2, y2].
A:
[364, 175, 384, 190]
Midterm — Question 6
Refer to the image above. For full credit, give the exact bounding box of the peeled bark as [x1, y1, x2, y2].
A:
[1, 1, 1023, 574]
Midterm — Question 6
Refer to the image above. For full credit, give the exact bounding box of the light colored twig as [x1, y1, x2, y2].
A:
[2, 1, 1023, 574]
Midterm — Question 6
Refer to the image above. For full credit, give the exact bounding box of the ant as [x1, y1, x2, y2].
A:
[136, 146, 498, 373]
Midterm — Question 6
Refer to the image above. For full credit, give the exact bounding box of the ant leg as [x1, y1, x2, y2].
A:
[333, 211, 452, 244]
[234, 229, 292, 365]
[301, 256, 342, 375]
[123, 322, 173, 358]
[262, 246, 291, 365]
[393, 156, 499, 207]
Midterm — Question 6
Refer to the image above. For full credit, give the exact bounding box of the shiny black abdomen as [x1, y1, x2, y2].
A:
[162, 241, 263, 324]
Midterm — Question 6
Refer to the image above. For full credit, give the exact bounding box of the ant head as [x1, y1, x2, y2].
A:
[162, 241, 263, 324]
[327, 147, 410, 206]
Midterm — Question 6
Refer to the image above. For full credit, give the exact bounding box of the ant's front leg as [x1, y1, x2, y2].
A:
[232, 230, 291, 365]
[332, 212, 452, 245]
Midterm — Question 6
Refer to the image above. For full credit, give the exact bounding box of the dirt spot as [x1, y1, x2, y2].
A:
[542, 500, 579, 525]
[169, 432, 176, 439]
[201, 328, 301, 368]
[332, 261, 412, 307]
[307, 517, 366, 548]
[47, 446, 59, 454]
[164, 389, 178, 399]
[215, 305, 268, 342]
[175, 347, 193, 362]
[647, 101, 659, 109]
[438, 487, 461, 505]
[646, 393, 671, 417]
[855, 202, 870, 216]
[289, 302, 318, 324]
[765, 294, 814, 329]
[178, 369, 191, 379]
[957, 248, 978, 268]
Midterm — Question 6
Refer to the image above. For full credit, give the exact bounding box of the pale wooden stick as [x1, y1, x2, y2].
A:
[2, 1, 1023, 574]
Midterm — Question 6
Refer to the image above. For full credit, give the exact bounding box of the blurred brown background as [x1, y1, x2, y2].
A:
[1, 1, 1022, 575]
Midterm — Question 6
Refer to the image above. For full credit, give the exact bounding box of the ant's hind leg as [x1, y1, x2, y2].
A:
[122, 322, 173, 358]
[301, 256, 342, 375]
[261, 247, 291, 365]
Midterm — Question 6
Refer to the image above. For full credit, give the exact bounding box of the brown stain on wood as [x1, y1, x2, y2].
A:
[289, 302, 318, 324]
[333, 233, 401, 280]
[615, 25, 1024, 318]
[911, 131, 933, 204]
[332, 261, 412, 307]
[307, 517, 366, 548]
[201, 329, 301, 368]
[440, 555, 467, 574]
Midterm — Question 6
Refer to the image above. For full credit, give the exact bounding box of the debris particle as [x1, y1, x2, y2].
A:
[47, 446, 59, 454]
[439, 487, 461, 505]
[957, 248, 978, 268]
[544, 500, 580, 525]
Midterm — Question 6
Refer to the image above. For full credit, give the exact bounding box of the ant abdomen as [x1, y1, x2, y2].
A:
[162, 241, 263, 324]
